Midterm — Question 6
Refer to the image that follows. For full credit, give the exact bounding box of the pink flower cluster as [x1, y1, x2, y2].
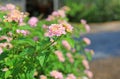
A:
[1, 4, 27, 24]
[80, 19, 90, 33]
[28, 17, 38, 27]
[66, 52, 74, 63]
[42, 24, 48, 29]
[40, 75, 47, 79]
[0, 36, 13, 54]
[82, 59, 93, 78]
[4, 9, 26, 23]
[62, 22, 73, 32]
[62, 40, 71, 50]
[82, 59, 90, 70]
[16, 29, 30, 36]
[45, 22, 73, 37]
[83, 37, 91, 45]
[0, 36, 12, 42]
[0, 3, 15, 11]
[46, 24, 66, 37]
[61, 6, 70, 12]
[54, 50, 65, 62]
[66, 74, 76, 79]
[50, 70, 63, 79]
[46, 9, 65, 21]
[84, 70, 93, 79]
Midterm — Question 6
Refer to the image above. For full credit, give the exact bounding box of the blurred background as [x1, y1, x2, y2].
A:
[0, 0, 120, 79]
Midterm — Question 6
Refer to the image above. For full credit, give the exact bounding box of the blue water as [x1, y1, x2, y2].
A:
[83, 31, 120, 59]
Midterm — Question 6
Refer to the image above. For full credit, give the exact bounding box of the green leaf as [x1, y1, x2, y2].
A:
[85, 52, 92, 61]
[37, 53, 46, 67]
[5, 70, 11, 78]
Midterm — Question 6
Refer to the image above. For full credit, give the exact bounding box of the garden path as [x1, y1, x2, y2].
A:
[83, 21, 120, 79]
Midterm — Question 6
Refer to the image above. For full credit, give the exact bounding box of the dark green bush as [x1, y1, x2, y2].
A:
[64, 0, 120, 22]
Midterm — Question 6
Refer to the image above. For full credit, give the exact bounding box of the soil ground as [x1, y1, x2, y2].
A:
[90, 57, 120, 79]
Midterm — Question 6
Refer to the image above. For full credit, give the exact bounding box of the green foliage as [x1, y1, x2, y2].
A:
[64, 0, 120, 22]
[0, 4, 93, 79]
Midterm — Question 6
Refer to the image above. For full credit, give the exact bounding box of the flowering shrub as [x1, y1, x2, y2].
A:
[0, 4, 94, 79]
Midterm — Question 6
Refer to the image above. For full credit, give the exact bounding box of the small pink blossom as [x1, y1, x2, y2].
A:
[16, 29, 30, 36]
[66, 52, 74, 63]
[81, 19, 87, 25]
[42, 24, 48, 29]
[0, 6, 7, 11]
[46, 24, 66, 37]
[0, 36, 12, 42]
[62, 22, 73, 32]
[21, 30, 30, 36]
[46, 15, 55, 21]
[52, 11, 59, 17]
[82, 59, 90, 69]
[33, 36, 39, 41]
[80, 19, 90, 32]
[16, 29, 21, 33]
[84, 70, 93, 79]
[58, 10, 65, 18]
[85, 49, 94, 56]
[3, 43, 13, 49]
[54, 50, 65, 62]
[0, 47, 3, 54]
[6, 3, 16, 10]
[40, 75, 47, 79]
[50, 70, 63, 79]
[19, 18, 26, 26]
[62, 40, 71, 50]
[61, 6, 70, 12]
[85, 24, 90, 32]
[66, 74, 76, 79]
[28, 17, 38, 27]
[4, 9, 26, 23]
[0, 43, 13, 49]
[83, 37, 91, 45]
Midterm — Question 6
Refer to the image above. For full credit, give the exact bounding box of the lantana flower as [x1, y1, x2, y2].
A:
[83, 37, 91, 45]
[46, 24, 66, 37]
[82, 59, 90, 70]
[54, 50, 65, 62]
[0, 3, 15, 11]
[62, 22, 73, 32]
[16, 29, 30, 36]
[0, 36, 12, 42]
[62, 40, 71, 50]
[40, 75, 47, 79]
[50, 70, 63, 79]
[4, 9, 26, 23]
[66, 74, 76, 79]
[84, 70, 93, 79]
[80, 19, 90, 32]
[28, 17, 38, 27]
[66, 52, 74, 63]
